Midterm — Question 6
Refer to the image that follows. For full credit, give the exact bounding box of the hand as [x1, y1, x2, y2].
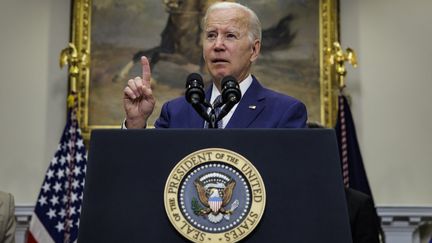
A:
[123, 56, 156, 128]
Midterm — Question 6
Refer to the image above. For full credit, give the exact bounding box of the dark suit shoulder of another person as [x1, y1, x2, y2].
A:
[345, 187, 380, 243]
[155, 76, 307, 128]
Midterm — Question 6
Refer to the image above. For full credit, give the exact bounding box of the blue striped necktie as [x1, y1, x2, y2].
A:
[213, 95, 223, 128]
[204, 95, 223, 128]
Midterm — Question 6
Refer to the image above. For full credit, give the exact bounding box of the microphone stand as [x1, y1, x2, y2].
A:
[190, 99, 215, 127]
[215, 75, 241, 127]
[216, 97, 237, 123]
[192, 97, 236, 129]
[208, 107, 218, 128]
[187, 94, 219, 129]
[185, 74, 240, 129]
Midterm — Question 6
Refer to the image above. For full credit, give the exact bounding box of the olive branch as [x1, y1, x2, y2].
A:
[191, 197, 204, 215]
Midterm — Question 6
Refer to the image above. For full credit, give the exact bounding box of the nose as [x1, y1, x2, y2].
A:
[214, 36, 226, 51]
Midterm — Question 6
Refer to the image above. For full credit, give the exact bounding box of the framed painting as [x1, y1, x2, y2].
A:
[70, 0, 339, 140]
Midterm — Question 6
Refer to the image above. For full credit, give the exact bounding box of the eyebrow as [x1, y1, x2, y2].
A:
[204, 27, 241, 34]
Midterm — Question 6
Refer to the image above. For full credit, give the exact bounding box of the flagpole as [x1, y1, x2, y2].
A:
[59, 43, 82, 243]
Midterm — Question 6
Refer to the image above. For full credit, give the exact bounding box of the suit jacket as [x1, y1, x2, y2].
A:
[0, 191, 16, 243]
[345, 188, 380, 243]
[154, 76, 307, 128]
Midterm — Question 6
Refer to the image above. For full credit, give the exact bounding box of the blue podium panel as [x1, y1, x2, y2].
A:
[79, 129, 352, 243]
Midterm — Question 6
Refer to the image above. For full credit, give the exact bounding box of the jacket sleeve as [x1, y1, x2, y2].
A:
[277, 100, 308, 128]
[154, 102, 170, 128]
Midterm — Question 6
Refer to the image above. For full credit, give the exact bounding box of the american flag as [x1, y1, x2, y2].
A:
[28, 103, 87, 243]
[335, 93, 372, 195]
[335, 92, 384, 241]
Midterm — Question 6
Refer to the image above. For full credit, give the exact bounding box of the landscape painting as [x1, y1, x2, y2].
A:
[88, 0, 322, 126]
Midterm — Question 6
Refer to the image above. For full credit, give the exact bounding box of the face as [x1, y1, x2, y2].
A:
[203, 8, 260, 88]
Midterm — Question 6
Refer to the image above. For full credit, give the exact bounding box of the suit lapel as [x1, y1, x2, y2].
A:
[226, 77, 266, 128]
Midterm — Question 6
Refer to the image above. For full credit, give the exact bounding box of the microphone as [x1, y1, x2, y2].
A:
[216, 76, 242, 121]
[185, 73, 205, 105]
[185, 73, 211, 124]
[221, 76, 241, 105]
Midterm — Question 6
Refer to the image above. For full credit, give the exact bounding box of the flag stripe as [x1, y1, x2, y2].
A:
[28, 213, 55, 243]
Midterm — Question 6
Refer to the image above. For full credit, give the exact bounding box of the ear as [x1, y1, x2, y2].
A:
[250, 39, 261, 63]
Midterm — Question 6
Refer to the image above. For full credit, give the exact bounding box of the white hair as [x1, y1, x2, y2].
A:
[202, 2, 262, 43]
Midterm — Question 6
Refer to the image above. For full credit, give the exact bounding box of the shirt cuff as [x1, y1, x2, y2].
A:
[121, 119, 128, 129]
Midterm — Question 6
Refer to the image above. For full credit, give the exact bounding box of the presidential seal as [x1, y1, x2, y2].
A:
[164, 148, 266, 242]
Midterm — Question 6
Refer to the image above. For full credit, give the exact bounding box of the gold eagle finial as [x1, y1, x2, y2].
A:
[59, 43, 89, 107]
[60, 43, 88, 77]
[327, 42, 358, 89]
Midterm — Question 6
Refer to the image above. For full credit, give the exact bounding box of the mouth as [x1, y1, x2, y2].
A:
[211, 58, 229, 64]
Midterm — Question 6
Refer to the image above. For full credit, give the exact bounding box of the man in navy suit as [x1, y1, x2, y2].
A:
[122, 2, 307, 129]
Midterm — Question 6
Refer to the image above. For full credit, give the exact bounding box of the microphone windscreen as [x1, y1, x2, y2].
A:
[186, 73, 204, 87]
[221, 76, 241, 104]
[221, 75, 237, 87]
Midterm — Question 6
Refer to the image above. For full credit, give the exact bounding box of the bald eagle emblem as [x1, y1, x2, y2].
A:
[192, 172, 239, 223]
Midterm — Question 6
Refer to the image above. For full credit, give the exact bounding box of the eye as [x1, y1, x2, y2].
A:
[206, 32, 217, 40]
[226, 33, 238, 40]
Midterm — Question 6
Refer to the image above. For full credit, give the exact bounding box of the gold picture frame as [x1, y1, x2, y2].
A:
[70, 0, 339, 140]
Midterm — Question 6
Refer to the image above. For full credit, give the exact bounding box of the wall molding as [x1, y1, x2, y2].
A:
[14, 205, 33, 243]
[377, 206, 432, 243]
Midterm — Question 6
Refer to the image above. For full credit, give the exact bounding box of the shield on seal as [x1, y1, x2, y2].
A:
[208, 194, 223, 213]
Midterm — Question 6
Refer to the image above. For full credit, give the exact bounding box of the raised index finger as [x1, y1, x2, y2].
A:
[141, 56, 151, 87]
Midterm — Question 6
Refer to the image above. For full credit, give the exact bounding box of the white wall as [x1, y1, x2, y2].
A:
[340, 0, 432, 206]
[0, 0, 70, 204]
[0, 0, 431, 207]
